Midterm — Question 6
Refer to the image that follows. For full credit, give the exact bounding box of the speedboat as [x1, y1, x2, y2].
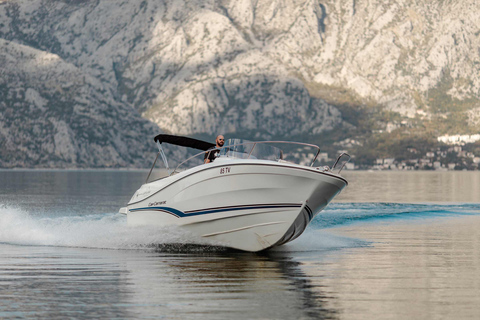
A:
[119, 134, 350, 252]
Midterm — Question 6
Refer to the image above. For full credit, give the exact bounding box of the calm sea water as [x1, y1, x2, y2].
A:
[1, 170, 479, 319]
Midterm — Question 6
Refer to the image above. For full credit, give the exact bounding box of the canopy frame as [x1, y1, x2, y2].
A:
[146, 134, 215, 183]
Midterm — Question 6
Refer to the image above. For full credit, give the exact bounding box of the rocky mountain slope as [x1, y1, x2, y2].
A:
[0, 38, 159, 168]
[1, 0, 479, 167]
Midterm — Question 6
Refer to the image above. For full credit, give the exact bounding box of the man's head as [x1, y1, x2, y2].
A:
[216, 135, 225, 147]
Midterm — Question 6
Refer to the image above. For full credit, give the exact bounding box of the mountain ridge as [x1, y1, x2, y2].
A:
[1, 0, 479, 168]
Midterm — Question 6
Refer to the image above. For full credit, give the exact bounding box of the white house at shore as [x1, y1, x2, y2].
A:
[437, 134, 480, 145]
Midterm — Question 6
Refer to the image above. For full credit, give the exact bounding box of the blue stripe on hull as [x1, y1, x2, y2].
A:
[129, 203, 303, 218]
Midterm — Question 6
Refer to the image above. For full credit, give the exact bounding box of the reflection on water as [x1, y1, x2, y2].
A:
[1, 170, 480, 319]
[0, 170, 146, 215]
[323, 216, 480, 319]
[0, 245, 339, 319]
[4, 217, 479, 320]
[126, 250, 339, 320]
[0, 245, 134, 319]
[337, 171, 480, 203]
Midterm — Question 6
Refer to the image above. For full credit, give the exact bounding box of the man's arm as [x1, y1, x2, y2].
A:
[204, 149, 212, 163]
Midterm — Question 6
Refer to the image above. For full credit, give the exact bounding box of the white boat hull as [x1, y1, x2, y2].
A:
[126, 159, 347, 252]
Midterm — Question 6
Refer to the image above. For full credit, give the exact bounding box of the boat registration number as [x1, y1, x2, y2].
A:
[220, 167, 231, 174]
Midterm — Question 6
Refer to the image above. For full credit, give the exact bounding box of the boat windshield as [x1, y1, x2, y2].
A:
[218, 139, 283, 161]
[145, 138, 325, 183]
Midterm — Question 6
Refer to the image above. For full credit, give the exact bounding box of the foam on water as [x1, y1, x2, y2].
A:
[1, 202, 479, 252]
[0, 204, 370, 252]
[273, 230, 370, 253]
[313, 202, 480, 229]
[0, 205, 215, 250]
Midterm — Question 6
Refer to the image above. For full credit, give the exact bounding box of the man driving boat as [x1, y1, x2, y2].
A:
[204, 135, 225, 163]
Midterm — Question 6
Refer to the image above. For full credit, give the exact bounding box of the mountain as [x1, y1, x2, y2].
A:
[0, 38, 159, 168]
[1, 0, 479, 168]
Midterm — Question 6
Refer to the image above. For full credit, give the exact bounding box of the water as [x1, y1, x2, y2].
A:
[337, 170, 480, 203]
[1, 170, 479, 319]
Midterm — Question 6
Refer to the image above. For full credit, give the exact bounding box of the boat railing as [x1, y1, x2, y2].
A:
[171, 141, 321, 176]
[331, 153, 351, 174]
[145, 140, 349, 183]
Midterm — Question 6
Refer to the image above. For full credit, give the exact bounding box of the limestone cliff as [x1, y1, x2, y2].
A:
[1, 0, 479, 167]
[0, 38, 158, 168]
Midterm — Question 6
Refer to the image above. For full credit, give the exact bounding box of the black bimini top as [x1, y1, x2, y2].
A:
[153, 134, 215, 151]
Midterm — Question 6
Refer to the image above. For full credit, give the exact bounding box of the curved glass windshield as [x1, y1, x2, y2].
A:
[219, 139, 283, 161]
